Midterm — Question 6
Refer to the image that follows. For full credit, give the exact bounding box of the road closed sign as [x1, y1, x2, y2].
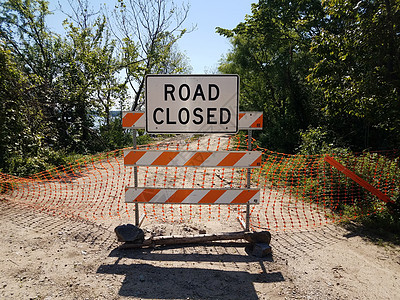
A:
[145, 74, 239, 134]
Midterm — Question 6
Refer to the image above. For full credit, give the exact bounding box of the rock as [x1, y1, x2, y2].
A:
[114, 224, 145, 243]
[252, 243, 272, 258]
[244, 231, 271, 244]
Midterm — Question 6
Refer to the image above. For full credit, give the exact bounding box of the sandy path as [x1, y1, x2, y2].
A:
[1, 201, 399, 299]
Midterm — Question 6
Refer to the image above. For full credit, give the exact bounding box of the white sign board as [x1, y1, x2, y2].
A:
[145, 74, 239, 133]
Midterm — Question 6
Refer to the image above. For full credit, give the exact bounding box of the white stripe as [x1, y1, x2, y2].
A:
[149, 190, 168, 203]
[239, 111, 263, 129]
[236, 152, 258, 166]
[201, 152, 224, 166]
[168, 151, 193, 166]
[136, 151, 161, 165]
[248, 191, 260, 204]
[125, 188, 143, 203]
[214, 190, 242, 204]
[181, 189, 208, 203]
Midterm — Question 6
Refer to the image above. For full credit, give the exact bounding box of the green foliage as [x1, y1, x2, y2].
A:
[7, 147, 64, 176]
[307, 0, 400, 150]
[98, 117, 153, 150]
[261, 153, 317, 189]
[0, 0, 55, 175]
[230, 131, 260, 151]
[219, 0, 400, 152]
[136, 131, 153, 146]
[99, 118, 131, 150]
[0, 0, 182, 176]
[218, 0, 325, 153]
[114, 0, 192, 110]
[0, 0, 124, 174]
[297, 126, 349, 155]
[0, 43, 45, 174]
[53, 14, 125, 153]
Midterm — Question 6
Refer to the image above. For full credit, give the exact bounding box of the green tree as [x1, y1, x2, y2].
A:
[0, 0, 130, 175]
[217, 0, 324, 152]
[308, 0, 400, 150]
[0, 0, 61, 174]
[0, 44, 32, 172]
[56, 14, 125, 152]
[113, 0, 192, 110]
[0, 0, 55, 82]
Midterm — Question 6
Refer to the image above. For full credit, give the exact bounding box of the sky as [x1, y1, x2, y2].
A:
[46, 0, 255, 74]
[177, 0, 255, 73]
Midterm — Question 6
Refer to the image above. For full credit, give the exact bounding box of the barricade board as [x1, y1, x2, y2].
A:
[238, 111, 263, 130]
[124, 150, 262, 168]
[125, 187, 260, 204]
[122, 111, 263, 130]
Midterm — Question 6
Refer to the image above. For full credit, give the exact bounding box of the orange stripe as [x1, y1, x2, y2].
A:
[166, 189, 194, 203]
[231, 190, 259, 204]
[324, 156, 393, 204]
[217, 153, 245, 167]
[136, 189, 161, 203]
[250, 114, 263, 128]
[124, 151, 146, 165]
[184, 152, 212, 166]
[239, 112, 245, 120]
[151, 151, 179, 166]
[122, 112, 143, 127]
[250, 155, 262, 167]
[198, 190, 226, 204]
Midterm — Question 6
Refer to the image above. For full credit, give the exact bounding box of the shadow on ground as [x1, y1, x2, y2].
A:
[98, 245, 282, 299]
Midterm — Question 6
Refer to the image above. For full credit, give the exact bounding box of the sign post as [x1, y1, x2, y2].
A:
[246, 130, 252, 230]
[132, 129, 139, 226]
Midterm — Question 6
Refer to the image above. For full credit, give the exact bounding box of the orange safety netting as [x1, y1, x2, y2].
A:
[0, 135, 399, 231]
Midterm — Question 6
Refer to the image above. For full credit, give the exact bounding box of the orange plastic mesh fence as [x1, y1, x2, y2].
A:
[1, 135, 399, 231]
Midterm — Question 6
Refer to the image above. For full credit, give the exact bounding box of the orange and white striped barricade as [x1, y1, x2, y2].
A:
[122, 112, 145, 129]
[125, 188, 260, 205]
[123, 110, 264, 229]
[238, 111, 263, 130]
[123, 150, 262, 168]
[122, 111, 263, 130]
[123, 149, 262, 226]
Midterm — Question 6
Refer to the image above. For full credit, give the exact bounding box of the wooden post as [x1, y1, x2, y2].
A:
[118, 230, 272, 249]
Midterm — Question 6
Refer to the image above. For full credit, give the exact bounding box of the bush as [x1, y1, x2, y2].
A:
[297, 126, 348, 155]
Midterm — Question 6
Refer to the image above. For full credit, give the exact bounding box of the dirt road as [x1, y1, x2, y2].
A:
[1, 200, 399, 299]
